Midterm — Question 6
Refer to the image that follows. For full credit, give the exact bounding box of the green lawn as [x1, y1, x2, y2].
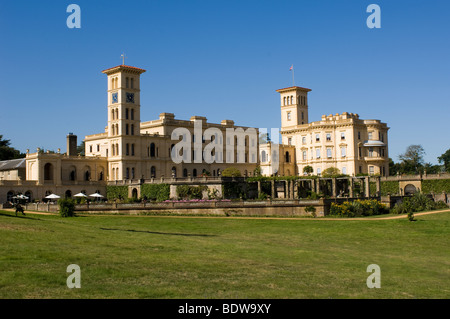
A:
[0, 210, 449, 299]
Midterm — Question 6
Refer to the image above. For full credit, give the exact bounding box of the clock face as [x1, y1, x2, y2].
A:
[126, 92, 135, 103]
[112, 93, 118, 104]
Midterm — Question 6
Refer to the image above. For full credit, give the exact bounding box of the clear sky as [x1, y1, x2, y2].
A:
[0, 0, 449, 164]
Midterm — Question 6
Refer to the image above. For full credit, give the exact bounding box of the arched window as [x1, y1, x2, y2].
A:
[111, 109, 115, 120]
[284, 97, 287, 105]
[44, 163, 53, 180]
[112, 168, 115, 180]
[85, 169, 90, 181]
[111, 125, 115, 136]
[150, 143, 156, 157]
[151, 166, 156, 178]
[261, 150, 266, 163]
[69, 169, 76, 181]
[115, 109, 118, 120]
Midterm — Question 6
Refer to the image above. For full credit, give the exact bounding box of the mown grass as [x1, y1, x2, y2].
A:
[0, 210, 449, 299]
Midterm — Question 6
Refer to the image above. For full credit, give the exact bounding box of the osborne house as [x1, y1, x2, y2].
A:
[0, 63, 390, 203]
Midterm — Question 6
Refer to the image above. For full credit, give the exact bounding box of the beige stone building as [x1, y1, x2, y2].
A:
[0, 63, 259, 202]
[260, 86, 389, 177]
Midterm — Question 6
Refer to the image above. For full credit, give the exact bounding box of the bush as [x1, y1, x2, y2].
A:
[391, 192, 446, 215]
[176, 185, 207, 200]
[141, 184, 170, 202]
[305, 205, 317, 217]
[58, 198, 75, 217]
[329, 199, 387, 217]
[221, 167, 242, 177]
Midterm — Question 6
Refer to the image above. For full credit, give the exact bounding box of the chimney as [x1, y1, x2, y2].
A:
[67, 133, 78, 156]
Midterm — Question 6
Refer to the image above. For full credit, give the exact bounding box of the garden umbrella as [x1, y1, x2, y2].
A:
[45, 194, 60, 199]
[74, 193, 87, 197]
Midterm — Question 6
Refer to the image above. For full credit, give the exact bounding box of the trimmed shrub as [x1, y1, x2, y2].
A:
[106, 186, 128, 201]
[141, 184, 170, 202]
[329, 199, 387, 217]
[58, 198, 75, 217]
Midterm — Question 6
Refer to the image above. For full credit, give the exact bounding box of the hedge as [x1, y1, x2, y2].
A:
[141, 184, 170, 202]
[106, 185, 128, 200]
[422, 179, 450, 194]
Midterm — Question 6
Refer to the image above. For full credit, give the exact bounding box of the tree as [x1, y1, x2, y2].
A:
[322, 167, 341, 177]
[388, 158, 400, 176]
[0, 135, 25, 160]
[398, 145, 425, 174]
[438, 149, 450, 173]
[221, 167, 242, 177]
[303, 165, 313, 175]
[258, 133, 271, 144]
[77, 141, 85, 156]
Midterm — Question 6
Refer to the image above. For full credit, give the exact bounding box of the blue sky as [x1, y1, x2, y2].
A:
[0, 0, 449, 164]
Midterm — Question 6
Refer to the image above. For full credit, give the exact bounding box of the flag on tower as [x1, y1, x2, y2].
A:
[289, 65, 293, 71]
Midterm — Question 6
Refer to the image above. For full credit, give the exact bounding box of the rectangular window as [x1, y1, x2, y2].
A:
[342, 167, 347, 175]
[302, 136, 307, 144]
[126, 168, 130, 179]
[131, 167, 135, 179]
[316, 134, 320, 142]
[89, 145, 92, 153]
[126, 143, 129, 156]
[317, 167, 321, 176]
[97, 144, 100, 152]
[301, 112, 304, 120]
[368, 132, 373, 140]
[126, 124, 129, 135]
[341, 132, 345, 140]
[303, 150, 307, 160]
[359, 147, 362, 158]
[327, 148, 332, 158]
[369, 147, 374, 157]
[131, 144, 135, 156]
[369, 166, 374, 175]
[358, 131, 361, 140]
[381, 148, 385, 157]
[126, 108, 129, 120]
[288, 137, 292, 145]
[341, 147, 346, 158]
[131, 109, 134, 120]
[287, 112, 291, 120]
[316, 148, 321, 159]
[326, 133, 331, 141]
[126, 77, 129, 88]
[359, 166, 362, 174]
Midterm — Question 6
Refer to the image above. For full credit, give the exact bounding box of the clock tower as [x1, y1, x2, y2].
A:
[101, 64, 146, 180]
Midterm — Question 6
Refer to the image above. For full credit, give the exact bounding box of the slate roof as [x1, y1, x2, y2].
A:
[0, 158, 26, 171]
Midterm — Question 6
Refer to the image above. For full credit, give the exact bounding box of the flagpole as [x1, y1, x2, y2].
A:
[292, 67, 295, 86]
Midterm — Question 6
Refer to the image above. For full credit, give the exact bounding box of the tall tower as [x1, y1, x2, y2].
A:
[276, 86, 311, 128]
[102, 64, 146, 180]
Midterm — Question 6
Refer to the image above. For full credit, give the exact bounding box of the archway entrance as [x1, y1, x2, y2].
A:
[404, 184, 417, 195]
[132, 188, 138, 199]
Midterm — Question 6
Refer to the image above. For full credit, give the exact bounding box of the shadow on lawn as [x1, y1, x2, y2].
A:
[99, 227, 217, 237]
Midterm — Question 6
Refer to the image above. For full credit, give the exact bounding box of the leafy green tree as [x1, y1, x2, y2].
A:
[322, 167, 341, 177]
[221, 167, 242, 177]
[398, 145, 425, 174]
[0, 135, 25, 160]
[258, 133, 270, 144]
[438, 149, 450, 173]
[77, 140, 85, 156]
[303, 165, 313, 175]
